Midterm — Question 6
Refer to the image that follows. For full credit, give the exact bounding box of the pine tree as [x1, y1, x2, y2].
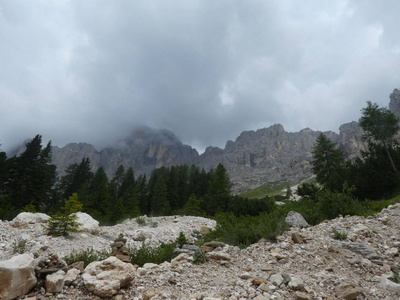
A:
[184, 193, 203, 216]
[6, 135, 56, 210]
[311, 133, 346, 191]
[45, 193, 83, 236]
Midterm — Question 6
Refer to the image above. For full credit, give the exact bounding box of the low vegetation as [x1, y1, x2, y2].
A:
[128, 242, 178, 267]
[11, 238, 33, 254]
[64, 248, 111, 268]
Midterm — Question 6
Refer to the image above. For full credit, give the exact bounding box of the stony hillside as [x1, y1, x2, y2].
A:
[1, 204, 400, 299]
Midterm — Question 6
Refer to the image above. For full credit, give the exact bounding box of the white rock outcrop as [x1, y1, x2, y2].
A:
[0, 254, 37, 300]
[82, 256, 136, 298]
[75, 212, 99, 232]
[285, 211, 310, 228]
[10, 212, 50, 228]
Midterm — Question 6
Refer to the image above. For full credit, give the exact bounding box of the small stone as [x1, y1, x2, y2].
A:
[291, 232, 304, 244]
[288, 276, 304, 291]
[168, 277, 177, 284]
[144, 291, 156, 300]
[206, 251, 231, 261]
[251, 278, 264, 285]
[388, 247, 398, 256]
[261, 265, 274, 272]
[269, 273, 284, 286]
[295, 292, 312, 300]
[200, 226, 211, 235]
[200, 245, 214, 253]
[335, 284, 361, 300]
[240, 272, 252, 279]
[383, 264, 391, 271]
[259, 282, 269, 292]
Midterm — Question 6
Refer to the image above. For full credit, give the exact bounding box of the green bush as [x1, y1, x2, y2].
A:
[64, 248, 111, 268]
[193, 249, 206, 264]
[135, 216, 147, 226]
[204, 211, 288, 248]
[362, 197, 400, 216]
[332, 229, 347, 240]
[389, 268, 400, 283]
[128, 242, 178, 267]
[11, 238, 33, 254]
[316, 190, 366, 220]
[176, 232, 188, 248]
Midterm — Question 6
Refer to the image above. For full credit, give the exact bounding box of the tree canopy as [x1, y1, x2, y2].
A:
[359, 101, 399, 173]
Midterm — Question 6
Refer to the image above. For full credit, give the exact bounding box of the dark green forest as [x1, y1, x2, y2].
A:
[0, 135, 275, 224]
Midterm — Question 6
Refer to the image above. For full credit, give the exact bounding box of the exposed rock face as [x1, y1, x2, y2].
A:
[51, 127, 199, 178]
[51, 124, 366, 194]
[0, 254, 37, 300]
[50, 90, 400, 193]
[389, 88, 400, 118]
[10, 212, 50, 229]
[82, 256, 136, 298]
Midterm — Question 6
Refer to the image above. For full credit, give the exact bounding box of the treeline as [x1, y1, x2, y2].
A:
[0, 135, 275, 223]
[309, 101, 400, 200]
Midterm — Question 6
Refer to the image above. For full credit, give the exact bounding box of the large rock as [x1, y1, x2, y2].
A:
[82, 256, 136, 298]
[342, 242, 380, 260]
[380, 273, 400, 294]
[285, 211, 309, 228]
[75, 212, 99, 232]
[10, 212, 50, 228]
[0, 254, 37, 300]
[45, 269, 65, 293]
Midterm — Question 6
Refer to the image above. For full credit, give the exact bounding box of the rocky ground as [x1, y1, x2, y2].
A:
[1, 204, 400, 300]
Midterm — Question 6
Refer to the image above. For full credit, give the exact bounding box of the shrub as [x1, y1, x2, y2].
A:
[45, 193, 83, 237]
[11, 238, 33, 254]
[21, 202, 37, 213]
[204, 211, 288, 248]
[316, 190, 366, 220]
[332, 229, 347, 240]
[176, 232, 188, 248]
[389, 268, 400, 283]
[64, 248, 110, 268]
[193, 250, 206, 264]
[135, 216, 147, 226]
[128, 242, 178, 267]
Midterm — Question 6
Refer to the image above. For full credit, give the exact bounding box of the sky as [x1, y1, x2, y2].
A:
[1, 1, 400, 154]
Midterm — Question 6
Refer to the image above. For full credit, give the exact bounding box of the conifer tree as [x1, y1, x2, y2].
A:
[359, 101, 400, 173]
[311, 133, 346, 191]
[46, 193, 83, 236]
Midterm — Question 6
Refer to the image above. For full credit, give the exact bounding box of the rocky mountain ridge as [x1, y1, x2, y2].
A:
[48, 88, 400, 193]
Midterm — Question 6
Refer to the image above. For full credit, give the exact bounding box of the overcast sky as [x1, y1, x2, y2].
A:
[1, 1, 400, 154]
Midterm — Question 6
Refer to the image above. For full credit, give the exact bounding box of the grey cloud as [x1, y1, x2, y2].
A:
[1, 1, 400, 154]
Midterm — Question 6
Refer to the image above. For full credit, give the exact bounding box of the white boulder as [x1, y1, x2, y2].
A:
[82, 256, 136, 298]
[285, 211, 309, 228]
[10, 212, 50, 228]
[45, 269, 65, 293]
[0, 254, 37, 300]
[75, 212, 99, 232]
[380, 273, 400, 294]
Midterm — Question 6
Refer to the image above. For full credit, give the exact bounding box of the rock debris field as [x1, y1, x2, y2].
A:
[1, 205, 400, 300]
